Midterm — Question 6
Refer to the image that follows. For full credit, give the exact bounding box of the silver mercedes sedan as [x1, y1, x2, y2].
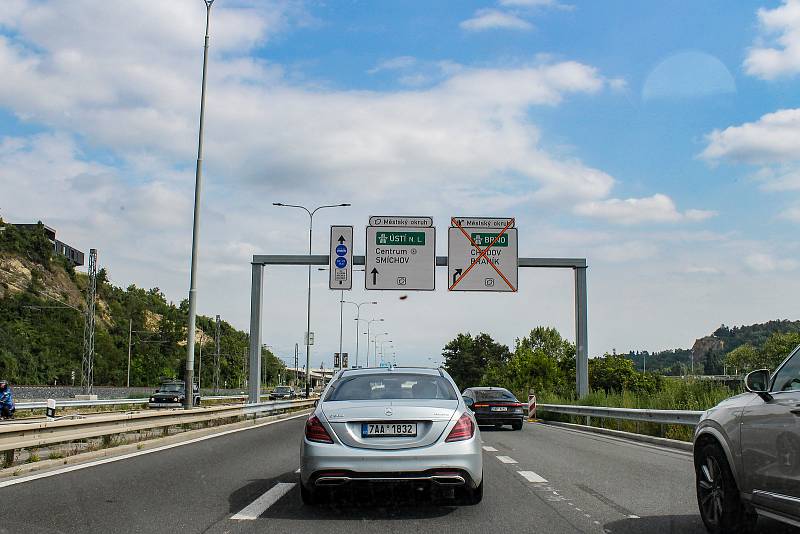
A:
[299, 366, 483, 505]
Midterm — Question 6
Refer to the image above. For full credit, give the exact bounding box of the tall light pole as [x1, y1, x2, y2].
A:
[345, 300, 377, 367]
[184, 0, 215, 409]
[365, 318, 384, 367]
[374, 332, 389, 365]
[380, 340, 393, 365]
[273, 202, 350, 397]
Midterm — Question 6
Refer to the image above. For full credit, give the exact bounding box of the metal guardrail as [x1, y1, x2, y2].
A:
[14, 394, 313, 411]
[537, 403, 704, 426]
[0, 398, 315, 452]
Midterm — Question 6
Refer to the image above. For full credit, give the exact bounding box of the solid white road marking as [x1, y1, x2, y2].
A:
[482, 446, 498, 452]
[0, 412, 311, 489]
[295, 468, 301, 473]
[518, 471, 548, 483]
[231, 482, 296, 520]
[496, 456, 517, 464]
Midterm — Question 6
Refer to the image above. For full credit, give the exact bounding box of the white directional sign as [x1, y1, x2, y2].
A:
[448, 217, 518, 292]
[329, 225, 353, 290]
[365, 221, 435, 291]
[369, 216, 433, 227]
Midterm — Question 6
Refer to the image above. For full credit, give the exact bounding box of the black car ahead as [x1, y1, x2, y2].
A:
[148, 380, 200, 408]
[268, 385, 296, 400]
[462, 387, 525, 430]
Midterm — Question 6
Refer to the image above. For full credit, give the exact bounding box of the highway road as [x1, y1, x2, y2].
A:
[0, 414, 796, 534]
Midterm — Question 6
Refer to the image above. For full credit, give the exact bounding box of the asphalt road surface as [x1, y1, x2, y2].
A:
[0, 414, 796, 534]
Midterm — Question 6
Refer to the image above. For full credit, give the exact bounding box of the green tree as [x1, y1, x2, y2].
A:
[505, 327, 576, 397]
[442, 333, 511, 390]
[724, 344, 759, 372]
[761, 332, 800, 371]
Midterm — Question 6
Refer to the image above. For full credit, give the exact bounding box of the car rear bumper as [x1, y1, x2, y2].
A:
[301, 436, 483, 489]
[147, 402, 182, 408]
[474, 413, 524, 425]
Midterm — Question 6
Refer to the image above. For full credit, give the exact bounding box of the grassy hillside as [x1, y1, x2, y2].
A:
[0, 219, 284, 387]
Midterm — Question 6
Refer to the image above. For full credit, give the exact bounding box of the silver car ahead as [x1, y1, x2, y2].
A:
[300, 367, 483, 505]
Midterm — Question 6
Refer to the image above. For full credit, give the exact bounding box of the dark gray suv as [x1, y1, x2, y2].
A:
[693, 345, 800, 532]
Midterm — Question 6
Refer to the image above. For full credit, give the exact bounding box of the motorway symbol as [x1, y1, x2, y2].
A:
[329, 226, 353, 290]
[448, 217, 518, 292]
[366, 218, 435, 291]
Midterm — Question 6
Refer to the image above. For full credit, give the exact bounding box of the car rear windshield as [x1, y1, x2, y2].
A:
[275, 387, 291, 393]
[474, 389, 517, 401]
[324, 373, 458, 401]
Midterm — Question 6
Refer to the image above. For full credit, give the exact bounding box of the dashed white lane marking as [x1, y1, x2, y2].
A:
[482, 446, 498, 452]
[294, 468, 301, 473]
[496, 456, 517, 464]
[231, 482, 296, 520]
[0, 412, 311, 489]
[627, 515, 640, 519]
[517, 471, 548, 483]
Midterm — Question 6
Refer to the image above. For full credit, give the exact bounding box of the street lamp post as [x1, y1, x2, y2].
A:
[365, 318, 384, 367]
[380, 341, 393, 364]
[344, 301, 377, 367]
[273, 202, 350, 397]
[374, 333, 389, 365]
[184, 0, 216, 409]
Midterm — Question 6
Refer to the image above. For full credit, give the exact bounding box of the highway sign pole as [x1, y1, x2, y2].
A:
[248, 263, 263, 404]
[250, 254, 589, 398]
[184, 0, 215, 409]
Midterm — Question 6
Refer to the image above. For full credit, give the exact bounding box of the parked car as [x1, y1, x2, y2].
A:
[269, 385, 296, 400]
[461, 387, 525, 430]
[300, 367, 482, 505]
[693, 344, 800, 532]
[148, 380, 200, 408]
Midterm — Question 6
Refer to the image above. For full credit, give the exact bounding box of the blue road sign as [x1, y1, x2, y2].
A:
[336, 244, 347, 256]
[335, 257, 347, 269]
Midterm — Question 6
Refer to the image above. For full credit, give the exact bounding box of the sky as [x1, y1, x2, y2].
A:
[2, 0, 800, 369]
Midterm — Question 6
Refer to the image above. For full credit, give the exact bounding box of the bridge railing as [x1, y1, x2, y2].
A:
[536, 403, 704, 426]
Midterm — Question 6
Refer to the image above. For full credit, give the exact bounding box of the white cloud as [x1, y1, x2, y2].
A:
[593, 240, 659, 262]
[702, 108, 800, 164]
[460, 9, 533, 31]
[499, 0, 574, 10]
[367, 56, 417, 74]
[779, 206, 800, 221]
[744, 252, 799, 272]
[574, 194, 716, 225]
[744, 0, 800, 79]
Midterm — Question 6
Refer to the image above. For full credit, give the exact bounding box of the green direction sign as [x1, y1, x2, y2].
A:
[376, 231, 426, 246]
[470, 232, 509, 247]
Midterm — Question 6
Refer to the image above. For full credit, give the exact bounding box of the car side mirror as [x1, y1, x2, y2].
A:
[462, 396, 475, 411]
[745, 369, 773, 402]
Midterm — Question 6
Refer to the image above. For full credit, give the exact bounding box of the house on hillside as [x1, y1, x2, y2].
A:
[14, 222, 85, 267]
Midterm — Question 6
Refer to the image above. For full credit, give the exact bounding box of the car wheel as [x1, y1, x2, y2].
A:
[462, 478, 483, 505]
[512, 421, 523, 431]
[695, 443, 755, 533]
[300, 483, 319, 505]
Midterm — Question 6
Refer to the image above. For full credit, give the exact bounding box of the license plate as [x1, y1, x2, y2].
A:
[491, 406, 508, 412]
[362, 422, 417, 437]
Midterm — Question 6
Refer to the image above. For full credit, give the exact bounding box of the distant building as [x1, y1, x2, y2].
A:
[14, 222, 85, 267]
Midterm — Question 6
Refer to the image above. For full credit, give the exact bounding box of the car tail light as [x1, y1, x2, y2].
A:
[474, 403, 488, 408]
[305, 415, 334, 444]
[509, 403, 523, 407]
[445, 413, 475, 442]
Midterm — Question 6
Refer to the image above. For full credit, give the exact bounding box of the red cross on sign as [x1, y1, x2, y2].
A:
[447, 217, 518, 292]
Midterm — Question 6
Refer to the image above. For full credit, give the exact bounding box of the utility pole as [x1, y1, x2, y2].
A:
[213, 314, 221, 393]
[294, 343, 299, 387]
[127, 318, 132, 387]
[184, 0, 215, 410]
[81, 248, 98, 395]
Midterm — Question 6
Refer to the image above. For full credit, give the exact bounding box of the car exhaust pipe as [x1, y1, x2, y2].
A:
[315, 476, 350, 486]
[430, 474, 466, 486]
